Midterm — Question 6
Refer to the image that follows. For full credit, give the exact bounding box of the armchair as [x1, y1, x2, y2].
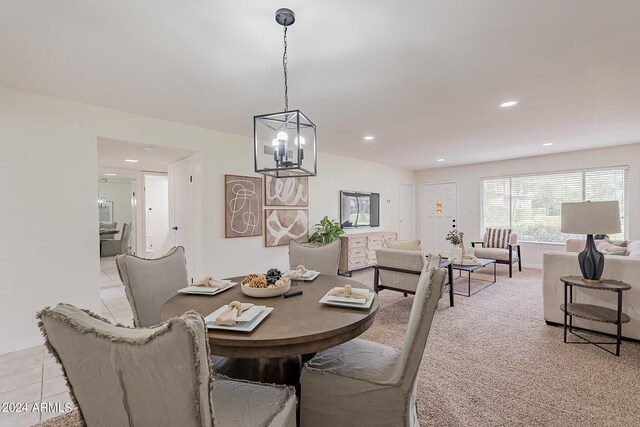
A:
[100, 223, 131, 257]
[471, 228, 521, 277]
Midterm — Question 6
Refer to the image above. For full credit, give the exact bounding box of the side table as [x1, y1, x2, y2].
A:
[560, 275, 631, 356]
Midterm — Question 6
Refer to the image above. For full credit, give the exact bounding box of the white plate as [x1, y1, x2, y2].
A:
[319, 290, 375, 309]
[206, 307, 273, 332]
[241, 283, 290, 298]
[283, 270, 320, 281]
[177, 281, 236, 296]
[204, 305, 266, 324]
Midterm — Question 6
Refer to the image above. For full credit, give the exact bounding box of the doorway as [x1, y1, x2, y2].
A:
[421, 182, 457, 256]
[144, 174, 170, 258]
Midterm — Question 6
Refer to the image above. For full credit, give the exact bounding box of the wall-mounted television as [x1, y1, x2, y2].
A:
[340, 191, 380, 228]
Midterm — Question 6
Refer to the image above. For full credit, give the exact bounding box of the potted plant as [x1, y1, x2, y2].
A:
[309, 216, 345, 245]
[445, 229, 462, 246]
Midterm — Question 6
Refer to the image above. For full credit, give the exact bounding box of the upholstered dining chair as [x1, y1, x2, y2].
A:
[115, 246, 188, 327]
[288, 239, 341, 275]
[38, 304, 297, 427]
[101, 222, 131, 257]
[300, 261, 447, 427]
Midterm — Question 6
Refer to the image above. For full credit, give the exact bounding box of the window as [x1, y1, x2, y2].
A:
[481, 167, 627, 244]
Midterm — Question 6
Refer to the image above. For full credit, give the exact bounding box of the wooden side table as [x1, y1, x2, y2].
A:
[560, 275, 631, 356]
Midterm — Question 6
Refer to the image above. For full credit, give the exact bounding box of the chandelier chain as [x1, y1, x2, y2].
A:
[283, 26, 288, 112]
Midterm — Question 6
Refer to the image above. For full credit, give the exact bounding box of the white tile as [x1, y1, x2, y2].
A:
[0, 367, 42, 395]
[0, 408, 41, 427]
[0, 350, 43, 378]
[0, 382, 41, 405]
[42, 362, 63, 381]
[42, 376, 69, 399]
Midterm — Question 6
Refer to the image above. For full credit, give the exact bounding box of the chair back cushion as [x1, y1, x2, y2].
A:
[483, 228, 512, 248]
[383, 239, 421, 250]
[120, 223, 132, 254]
[116, 246, 189, 327]
[37, 304, 213, 427]
[395, 257, 447, 390]
[289, 240, 341, 275]
[375, 248, 425, 292]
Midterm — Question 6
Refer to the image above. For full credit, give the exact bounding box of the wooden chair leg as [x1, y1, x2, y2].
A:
[404, 292, 408, 297]
[517, 246, 522, 271]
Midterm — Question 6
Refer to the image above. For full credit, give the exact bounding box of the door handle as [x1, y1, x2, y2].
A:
[172, 226, 178, 230]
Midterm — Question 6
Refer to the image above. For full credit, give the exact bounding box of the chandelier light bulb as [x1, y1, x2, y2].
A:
[276, 131, 288, 141]
[272, 138, 280, 147]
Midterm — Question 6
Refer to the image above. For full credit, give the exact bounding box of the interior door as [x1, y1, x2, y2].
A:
[398, 183, 415, 240]
[421, 182, 457, 256]
[168, 158, 194, 282]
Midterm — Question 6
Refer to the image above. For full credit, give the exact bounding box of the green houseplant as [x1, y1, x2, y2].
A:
[445, 229, 462, 246]
[309, 216, 345, 245]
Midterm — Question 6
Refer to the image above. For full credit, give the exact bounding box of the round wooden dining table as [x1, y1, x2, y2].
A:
[161, 274, 378, 385]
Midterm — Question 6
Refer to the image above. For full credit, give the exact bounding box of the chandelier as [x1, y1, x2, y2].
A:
[254, 8, 317, 178]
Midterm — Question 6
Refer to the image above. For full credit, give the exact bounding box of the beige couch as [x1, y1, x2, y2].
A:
[543, 239, 640, 340]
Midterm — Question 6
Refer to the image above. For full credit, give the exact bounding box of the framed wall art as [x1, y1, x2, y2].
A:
[224, 175, 263, 238]
[264, 209, 309, 247]
[265, 175, 308, 207]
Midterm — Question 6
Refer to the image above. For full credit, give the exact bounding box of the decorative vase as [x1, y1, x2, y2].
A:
[451, 246, 462, 262]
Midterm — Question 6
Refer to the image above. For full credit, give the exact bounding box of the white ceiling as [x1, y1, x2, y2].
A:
[97, 137, 195, 176]
[2, 1, 640, 170]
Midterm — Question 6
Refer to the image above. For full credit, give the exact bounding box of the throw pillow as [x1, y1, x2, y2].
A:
[483, 228, 511, 249]
[596, 240, 627, 255]
[626, 241, 640, 257]
[384, 239, 421, 250]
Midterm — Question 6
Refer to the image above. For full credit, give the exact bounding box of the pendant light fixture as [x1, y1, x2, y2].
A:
[254, 8, 317, 178]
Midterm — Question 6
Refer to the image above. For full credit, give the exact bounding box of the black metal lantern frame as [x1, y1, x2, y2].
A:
[254, 109, 317, 178]
[253, 8, 317, 178]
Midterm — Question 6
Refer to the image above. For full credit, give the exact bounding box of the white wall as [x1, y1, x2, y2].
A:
[98, 181, 133, 229]
[415, 144, 640, 268]
[0, 86, 413, 353]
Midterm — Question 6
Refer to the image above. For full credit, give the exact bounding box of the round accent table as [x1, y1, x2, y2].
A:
[560, 275, 631, 356]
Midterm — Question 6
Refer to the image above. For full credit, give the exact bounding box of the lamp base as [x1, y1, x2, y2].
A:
[578, 234, 605, 282]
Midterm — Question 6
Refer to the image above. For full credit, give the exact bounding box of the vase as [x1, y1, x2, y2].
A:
[451, 246, 462, 262]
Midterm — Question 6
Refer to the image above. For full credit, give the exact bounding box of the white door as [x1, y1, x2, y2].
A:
[168, 158, 195, 282]
[398, 183, 415, 240]
[421, 182, 457, 256]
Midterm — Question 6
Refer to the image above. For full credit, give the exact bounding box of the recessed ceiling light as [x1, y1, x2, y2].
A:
[103, 173, 117, 176]
[124, 159, 139, 163]
[143, 145, 157, 152]
[542, 142, 554, 146]
[500, 100, 519, 108]
[436, 158, 445, 162]
[364, 136, 374, 141]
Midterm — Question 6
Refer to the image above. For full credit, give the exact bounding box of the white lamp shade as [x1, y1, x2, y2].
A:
[561, 201, 621, 234]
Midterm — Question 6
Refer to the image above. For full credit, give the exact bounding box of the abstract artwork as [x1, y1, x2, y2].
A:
[224, 175, 263, 238]
[98, 201, 113, 223]
[265, 176, 308, 206]
[265, 209, 309, 247]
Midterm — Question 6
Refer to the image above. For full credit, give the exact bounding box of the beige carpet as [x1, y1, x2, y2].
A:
[37, 267, 640, 426]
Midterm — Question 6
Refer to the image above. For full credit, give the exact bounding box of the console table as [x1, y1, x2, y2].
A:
[338, 231, 397, 275]
[560, 275, 631, 356]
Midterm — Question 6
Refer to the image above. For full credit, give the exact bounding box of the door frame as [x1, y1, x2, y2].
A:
[420, 181, 458, 255]
[398, 182, 416, 240]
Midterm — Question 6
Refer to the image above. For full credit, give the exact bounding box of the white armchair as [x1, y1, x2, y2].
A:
[471, 228, 521, 277]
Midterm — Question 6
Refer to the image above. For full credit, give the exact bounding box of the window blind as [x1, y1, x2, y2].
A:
[481, 167, 628, 244]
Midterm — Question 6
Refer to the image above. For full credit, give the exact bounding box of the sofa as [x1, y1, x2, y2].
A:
[543, 239, 640, 340]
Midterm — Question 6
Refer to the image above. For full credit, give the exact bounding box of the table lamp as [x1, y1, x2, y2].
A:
[561, 201, 621, 283]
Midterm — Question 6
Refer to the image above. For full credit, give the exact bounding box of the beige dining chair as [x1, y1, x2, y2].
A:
[101, 222, 131, 257]
[300, 262, 447, 427]
[38, 304, 296, 427]
[115, 246, 188, 327]
[289, 239, 341, 275]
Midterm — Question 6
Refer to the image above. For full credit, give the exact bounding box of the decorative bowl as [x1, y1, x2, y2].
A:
[241, 282, 291, 298]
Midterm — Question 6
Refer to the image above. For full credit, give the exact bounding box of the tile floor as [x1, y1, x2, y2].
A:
[0, 259, 132, 426]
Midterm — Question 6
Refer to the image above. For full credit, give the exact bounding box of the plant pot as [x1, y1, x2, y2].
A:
[450, 246, 462, 262]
